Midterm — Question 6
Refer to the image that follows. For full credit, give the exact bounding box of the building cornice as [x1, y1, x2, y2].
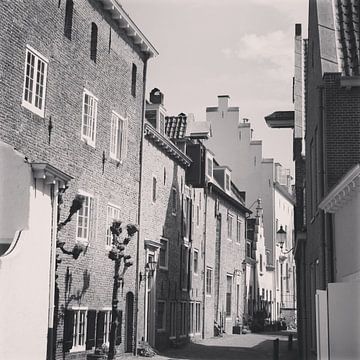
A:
[31, 163, 73, 188]
[319, 164, 360, 213]
[144, 123, 192, 168]
[98, 0, 158, 58]
[208, 182, 251, 215]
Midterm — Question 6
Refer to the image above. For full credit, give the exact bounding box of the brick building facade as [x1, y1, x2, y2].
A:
[0, 1, 156, 359]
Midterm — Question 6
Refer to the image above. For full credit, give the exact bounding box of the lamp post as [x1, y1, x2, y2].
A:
[108, 221, 138, 360]
[276, 226, 294, 255]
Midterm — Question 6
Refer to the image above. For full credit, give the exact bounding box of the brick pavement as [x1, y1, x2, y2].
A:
[119, 332, 298, 360]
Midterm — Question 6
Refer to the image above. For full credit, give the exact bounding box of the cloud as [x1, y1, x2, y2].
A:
[222, 30, 293, 80]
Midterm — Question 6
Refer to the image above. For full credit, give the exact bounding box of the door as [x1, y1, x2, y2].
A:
[125, 292, 134, 353]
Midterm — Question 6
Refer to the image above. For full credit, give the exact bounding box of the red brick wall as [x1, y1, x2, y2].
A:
[0, 0, 147, 358]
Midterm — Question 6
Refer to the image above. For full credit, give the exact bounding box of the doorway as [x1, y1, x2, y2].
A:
[125, 292, 134, 353]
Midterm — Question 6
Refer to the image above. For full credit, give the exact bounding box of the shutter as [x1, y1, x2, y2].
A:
[89, 197, 96, 244]
[189, 198, 193, 242]
[96, 311, 105, 347]
[86, 310, 96, 350]
[63, 309, 74, 352]
[181, 195, 186, 239]
[115, 310, 123, 345]
[185, 143, 202, 186]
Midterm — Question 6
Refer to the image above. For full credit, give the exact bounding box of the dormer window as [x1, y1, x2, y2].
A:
[225, 173, 230, 191]
[206, 153, 213, 180]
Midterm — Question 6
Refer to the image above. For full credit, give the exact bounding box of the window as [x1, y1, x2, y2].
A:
[183, 196, 191, 240]
[106, 204, 120, 247]
[110, 112, 128, 162]
[195, 303, 201, 333]
[193, 249, 199, 274]
[206, 267, 212, 295]
[90, 22, 98, 62]
[64, 0, 74, 40]
[259, 254, 263, 272]
[72, 308, 87, 351]
[76, 193, 94, 243]
[152, 177, 157, 202]
[81, 89, 97, 147]
[246, 241, 252, 258]
[236, 219, 242, 243]
[181, 245, 189, 290]
[159, 238, 168, 269]
[207, 156, 213, 178]
[131, 63, 137, 97]
[172, 187, 177, 215]
[189, 302, 194, 335]
[225, 173, 230, 191]
[226, 275, 232, 316]
[156, 301, 166, 331]
[169, 302, 176, 338]
[22, 46, 48, 117]
[227, 212, 233, 240]
[236, 284, 240, 316]
[180, 302, 187, 336]
[102, 310, 112, 345]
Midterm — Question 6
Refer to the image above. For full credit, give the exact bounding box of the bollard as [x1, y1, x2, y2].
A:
[273, 338, 279, 360]
[288, 333, 293, 351]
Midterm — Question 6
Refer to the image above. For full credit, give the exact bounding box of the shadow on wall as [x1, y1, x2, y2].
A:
[0, 142, 31, 256]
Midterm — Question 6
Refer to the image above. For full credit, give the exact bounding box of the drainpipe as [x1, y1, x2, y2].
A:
[201, 188, 208, 339]
[134, 54, 149, 355]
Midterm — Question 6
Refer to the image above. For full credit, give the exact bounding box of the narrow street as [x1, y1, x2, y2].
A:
[136, 333, 298, 360]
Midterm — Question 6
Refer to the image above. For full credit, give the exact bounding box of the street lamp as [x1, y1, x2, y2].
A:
[276, 225, 287, 250]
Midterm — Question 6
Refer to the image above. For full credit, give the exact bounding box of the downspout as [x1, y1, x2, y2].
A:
[202, 187, 208, 339]
[319, 85, 329, 288]
[134, 54, 149, 355]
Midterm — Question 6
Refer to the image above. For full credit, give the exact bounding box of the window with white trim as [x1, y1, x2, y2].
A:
[106, 204, 120, 247]
[156, 301, 166, 331]
[110, 112, 128, 162]
[226, 275, 232, 316]
[103, 310, 112, 345]
[76, 194, 94, 243]
[227, 212, 233, 240]
[81, 90, 97, 146]
[159, 238, 168, 270]
[195, 302, 201, 334]
[189, 302, 194, 335]
[207, 156, 213, 178]
[236, 218, 242, 243]
[22, 46, 48, 117]
[72, 308, 87, 351]
[152, 176, 157, 202]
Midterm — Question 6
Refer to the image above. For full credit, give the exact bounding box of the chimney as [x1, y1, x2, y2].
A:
[218, 95, 230, 111]
[150, 88, 164, 105]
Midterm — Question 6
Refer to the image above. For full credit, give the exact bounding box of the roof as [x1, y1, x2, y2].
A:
[335, 0, 360, 76]
[98, 0, 158, 58]
[165, 115, 187, 139]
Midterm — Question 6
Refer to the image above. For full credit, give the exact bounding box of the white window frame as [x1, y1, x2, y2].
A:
[76, 190, 94, 245]
[106, 203, 121, 249]
[101, 308, 112, 346]
[236, 218, 242, 244]
[22, 45, 48, 117]
[189, 302, 194, 336]
[81, 89, 98, 147]
[226, 274, 233, 318]
[159, 237, 169, 270]
[227, 212, 234, 240]
[110, 111, 128, 162]
[71, 307, 88, 353]
[179, 302, 187, 337]
[195, 302, 201, 334]
[206, 155, 213, 179]
[156, 301, 166, 332]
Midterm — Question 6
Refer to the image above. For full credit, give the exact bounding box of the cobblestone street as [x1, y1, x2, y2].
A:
[123, 332, 298, 360]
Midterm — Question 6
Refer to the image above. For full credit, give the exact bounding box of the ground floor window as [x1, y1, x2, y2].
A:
[180, 302, 187, 336]
[195, 302, 201, 334]
[189, 302, 194, 335]
[156, 301, 166, 331]
[169, 302, 177, 338]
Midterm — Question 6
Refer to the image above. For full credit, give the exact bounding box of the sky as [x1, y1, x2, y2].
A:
[121, 0, 308, 174]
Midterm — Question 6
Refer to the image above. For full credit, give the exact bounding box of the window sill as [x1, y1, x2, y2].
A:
[156, 329, 166, 333]
[22, 101, 45, 118]
[70, 346, 86, 353]
[81, 136, 96, 148]
[159, 266, 168, 271]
